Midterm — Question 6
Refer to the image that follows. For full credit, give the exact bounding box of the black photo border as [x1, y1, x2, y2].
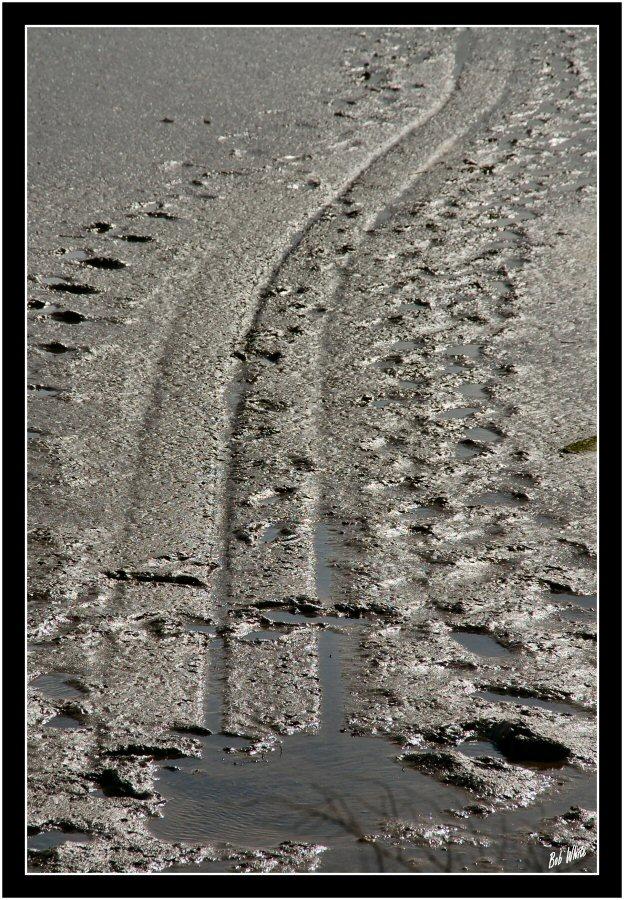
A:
[4, 2, 621, 897]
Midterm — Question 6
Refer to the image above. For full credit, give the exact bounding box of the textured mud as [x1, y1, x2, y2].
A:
[28, 27, 596, 874]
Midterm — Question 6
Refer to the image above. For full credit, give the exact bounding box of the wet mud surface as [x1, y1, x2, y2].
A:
[28, 27, 596, 873]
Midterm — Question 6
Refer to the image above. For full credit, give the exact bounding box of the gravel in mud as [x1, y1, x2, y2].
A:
[28, 27, 596, 874]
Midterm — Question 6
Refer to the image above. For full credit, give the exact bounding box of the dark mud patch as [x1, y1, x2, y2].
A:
[486, 722, 571, 765]
[104, 568, 211, 588]
[92, 768, 152, 800]
[82, 257, 127, 270]
[39, 341, 77, 354]
[146, 210, 178, 220]
[86, 221, 114, 233]
[46, 281, 99, 295]
[50, 310, 86, 324]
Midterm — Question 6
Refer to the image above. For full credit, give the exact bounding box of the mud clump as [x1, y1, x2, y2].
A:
[83, 257, 127, 270]
[93, 768, 152, 800]
[400, 749, 551, 809]
[487, 722, 570, 763]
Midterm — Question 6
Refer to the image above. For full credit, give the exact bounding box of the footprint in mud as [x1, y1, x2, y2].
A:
[456, 439, 484, 460]
[50, 310, 86, 324]
[44, 714, 83, 730]
[446, 343, 482, 360]
[86, 222, 114, 234]
[466, 490, 529, 508]
[439, 406, 479, 420]
[39, 341, 76, 354]
[146, 210, 178, 220]
[82, 257, 127, 270]
[46, 281, 99, 295]
[30, 673, 87, 699]
[463, 426, 504, 444]
[452, 631, 512, 658]
[28, 385, 62, 397]
[61, 249, 91, 262]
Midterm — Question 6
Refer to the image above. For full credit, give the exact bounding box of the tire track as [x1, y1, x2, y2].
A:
[218, 29, 516, 738]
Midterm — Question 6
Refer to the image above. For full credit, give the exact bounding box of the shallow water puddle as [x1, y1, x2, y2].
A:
[151, 624, 468, 871]
[239, 629, 284, 642]
[452, 632, 512, 658]
[314, 522, 345, 601]
[389, 339, 424, 353]
[552, 592, 597, 610]
[439, 406, 479, 420]
[62, 249, 91, 261]
[28, 829, 94, 852]
[463, 426, 503, 443]
[455, 441, 483, 460]
[151, 620, 594, 871]
[446, 343, 482, 359]
[44, 714, 83, 730]
[30, 673, 86, 699]
[458, 382, 488, 401]
[467, 490, 528, 508]
[476, 690, 590, 718]
[28, 385, 62, 398]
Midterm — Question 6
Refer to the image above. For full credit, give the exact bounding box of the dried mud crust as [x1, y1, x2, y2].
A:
[28, 28, 596, 873]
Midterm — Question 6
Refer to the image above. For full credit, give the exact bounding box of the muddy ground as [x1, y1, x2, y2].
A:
[27, 27, 596, 874]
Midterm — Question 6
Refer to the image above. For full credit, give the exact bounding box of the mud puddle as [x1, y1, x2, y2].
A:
[150, 618, 474, 872]
[150, 609, 592, 872]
